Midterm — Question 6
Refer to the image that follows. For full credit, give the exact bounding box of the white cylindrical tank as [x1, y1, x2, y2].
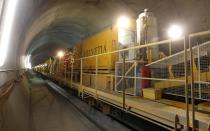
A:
[136, 9, 159, 62]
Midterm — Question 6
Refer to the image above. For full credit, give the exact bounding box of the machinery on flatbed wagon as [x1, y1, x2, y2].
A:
[34, 9, 210, 130]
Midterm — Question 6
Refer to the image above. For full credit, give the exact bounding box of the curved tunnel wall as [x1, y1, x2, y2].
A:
[19, 0, 135, 65]
[0, 0, 34, 86]
[0, 0, 210, 86]
[21, 0, 210, 66]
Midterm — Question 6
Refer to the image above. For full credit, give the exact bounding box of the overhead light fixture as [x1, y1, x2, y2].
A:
[0, 0, 18, 66]
[57, 51, 64, 58]
[168, 24, 183, 39]
[117, 16, 130, 29]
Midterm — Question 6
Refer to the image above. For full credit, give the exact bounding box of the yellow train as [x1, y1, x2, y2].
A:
[34, 10, 210, 101]
[33, 11, 210, 130]
[35, 18, 139, 91]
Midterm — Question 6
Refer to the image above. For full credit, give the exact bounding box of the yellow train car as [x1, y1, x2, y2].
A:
[79, 26, 119, 71]
[72, 19, 136, 90]
[74, 19, 136, 72]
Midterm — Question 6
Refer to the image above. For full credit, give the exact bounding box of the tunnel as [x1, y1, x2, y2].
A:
[0, 0, 210, 131]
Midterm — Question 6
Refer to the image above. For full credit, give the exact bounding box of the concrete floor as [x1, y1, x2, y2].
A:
[0, 74, 101, 131]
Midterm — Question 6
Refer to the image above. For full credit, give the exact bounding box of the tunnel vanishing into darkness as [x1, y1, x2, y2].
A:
[0, 0, 210, 131]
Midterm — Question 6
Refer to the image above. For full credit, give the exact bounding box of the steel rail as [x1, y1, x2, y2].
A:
[184, 36, 190, 131]
[73, 30, 210, 62]
[189, 30, 210, 38]
[74, 38, 184, 61]
[81, 72, 186, 83]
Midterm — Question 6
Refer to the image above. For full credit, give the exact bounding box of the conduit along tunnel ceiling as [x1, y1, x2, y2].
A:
[21, 0, 210, 66]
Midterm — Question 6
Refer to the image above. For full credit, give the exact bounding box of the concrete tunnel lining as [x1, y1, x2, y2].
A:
[20, 0, 210, 67]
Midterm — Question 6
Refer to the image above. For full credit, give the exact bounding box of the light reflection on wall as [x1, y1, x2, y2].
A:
[0, 0, 18, 66]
